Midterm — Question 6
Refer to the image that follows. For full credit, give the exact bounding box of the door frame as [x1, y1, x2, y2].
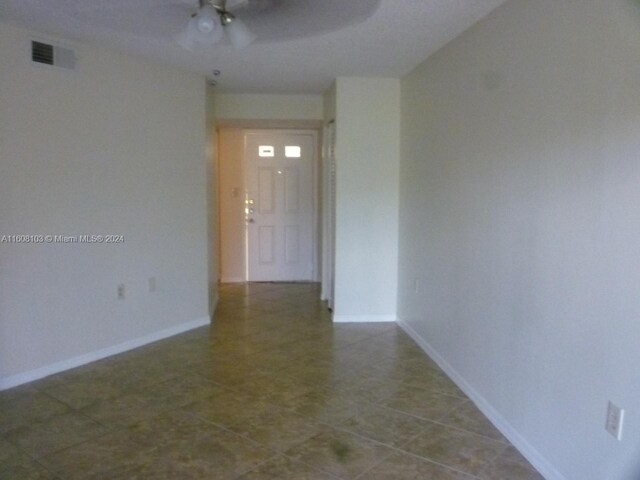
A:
[321, 120, 336, 308]
[242, 128, 321, 282]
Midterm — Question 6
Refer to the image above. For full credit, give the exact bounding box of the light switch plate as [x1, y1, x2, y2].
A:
[605, 401, 624, 441]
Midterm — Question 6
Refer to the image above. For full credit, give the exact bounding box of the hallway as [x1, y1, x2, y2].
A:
[0, 283, 542, 479]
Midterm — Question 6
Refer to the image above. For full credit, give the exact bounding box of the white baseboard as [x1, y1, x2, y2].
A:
[0, 316, 211, 392]
[220, 277, 245, 283]
[397, 318, 566, 480]
[209, 291, 219, 318]
[333, 314, 397, 323]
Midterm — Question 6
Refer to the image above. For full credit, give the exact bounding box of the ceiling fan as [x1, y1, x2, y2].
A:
[177, 0, 260, 51]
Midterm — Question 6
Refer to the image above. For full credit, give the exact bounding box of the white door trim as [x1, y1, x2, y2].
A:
[321, 121, 336, 306]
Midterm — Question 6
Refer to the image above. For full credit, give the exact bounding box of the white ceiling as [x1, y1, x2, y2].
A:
[0, 0, 508, 93]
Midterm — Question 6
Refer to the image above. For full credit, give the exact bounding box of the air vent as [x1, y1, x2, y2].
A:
[31, 40, 76, 70]
[32, 41, 53, 65]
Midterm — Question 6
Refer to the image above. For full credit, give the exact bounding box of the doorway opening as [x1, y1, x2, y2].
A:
[217, 127, 321, 284]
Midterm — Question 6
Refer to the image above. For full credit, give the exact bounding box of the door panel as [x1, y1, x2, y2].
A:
[258, 225, 275, 265]
[284, 168, 300, 214]
[258, 168, 275, 214]
[284, 225, 300, 264]
[245, 132, 315, 281]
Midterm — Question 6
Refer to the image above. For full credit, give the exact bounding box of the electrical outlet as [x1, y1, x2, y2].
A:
[605, 401, 624, 441]
[148, 277, 156, 293]
[117, 284, 125, 300]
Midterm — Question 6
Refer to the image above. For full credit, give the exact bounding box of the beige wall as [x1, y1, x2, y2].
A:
[0, 23, 209, 386]
[333, 77, 400, 321]
[323, 83, 336, 123]
[217, 128, 247, 282]
[398, 1, 640, 479]
[214, 93, 323, 121]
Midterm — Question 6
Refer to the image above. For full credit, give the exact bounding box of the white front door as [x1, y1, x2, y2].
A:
[245, 131, 316, 282]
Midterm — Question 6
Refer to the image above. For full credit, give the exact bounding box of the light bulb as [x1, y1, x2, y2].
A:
[196, 5, 218, 33]
[197, 16, 215, 33]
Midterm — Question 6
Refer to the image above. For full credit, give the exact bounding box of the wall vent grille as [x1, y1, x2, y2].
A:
[31, 41, 53, 65]
[31, 41, 76, 70]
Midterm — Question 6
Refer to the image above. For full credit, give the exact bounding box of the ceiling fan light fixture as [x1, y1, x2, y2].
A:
[178, 0, 256, 51]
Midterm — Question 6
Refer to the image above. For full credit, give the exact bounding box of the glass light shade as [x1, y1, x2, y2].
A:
[176, 17, 199, 50]
[177, 5, 223, 50]
[196, 5, 217, 33]
[225, 18, 256, 49]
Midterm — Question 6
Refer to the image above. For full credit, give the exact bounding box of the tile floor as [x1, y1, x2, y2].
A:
[0, 282, 544, 479]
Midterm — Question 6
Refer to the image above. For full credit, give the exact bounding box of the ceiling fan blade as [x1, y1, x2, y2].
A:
[226, 0, 274, 13]
[225, 0, 249, 9]
[69, 0, 192, 14]
[63, 4, 192, 37]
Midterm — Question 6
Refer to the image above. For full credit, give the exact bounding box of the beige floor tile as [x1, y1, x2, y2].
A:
[225, 406, 321, 452]
[441, 401, 507, 442]
[403, 422, 508, 476]
[110, 361, 183, 387]
[41, 430, 149, 480]
[0, 437, 31, 468]
[244, 350, 303, 374]
[334, 404, 428, 447]
[184, 390, 273, 428]
[41, 378, 132, 410]
[140, 374, 227, 408]
[334, 375, 405, 403]
[0, 459, 59, 480]
[278, 360, 341, 381]
[237, 455, 338, 479]
[125, 408, 224, 448]
[236, 373, 318, 405]
[3, 411, 108, 458]
[478, 446, 544, 480]
[191, 358, 263, 385]
[0, 385, 40, 404]
[30, 363, 112, 391]
[360, 451, 474, 479]
[0, 391, 70, 433]
[397, 370, 466, 398]
[93, 457, 198, 480]
[0, 437, 20, 467]
[381, 384, 467, 422]
[278, 389, 363, 424]
[152, 429, 275, 479]
[79, 391, 168, 428]
[284, 426, 395, 479]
